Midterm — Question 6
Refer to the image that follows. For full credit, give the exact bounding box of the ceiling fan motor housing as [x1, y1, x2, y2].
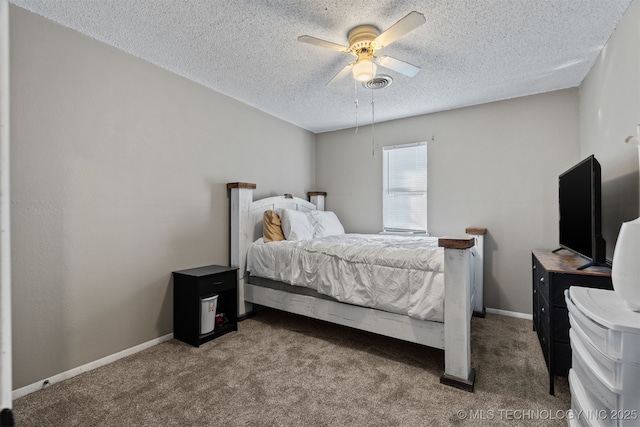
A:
[347, 25, 380, 57]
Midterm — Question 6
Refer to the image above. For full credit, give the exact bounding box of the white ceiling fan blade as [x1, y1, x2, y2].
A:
[372, 11, 426, 49]
[298, 35, 350, 53]
[327, 62, 355, 86]
[375, 56, 421, 77]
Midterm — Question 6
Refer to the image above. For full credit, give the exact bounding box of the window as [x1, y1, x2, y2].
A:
[382, 142, 427, 233]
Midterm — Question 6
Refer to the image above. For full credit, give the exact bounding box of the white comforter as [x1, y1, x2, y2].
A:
[246, 234, 445, 322]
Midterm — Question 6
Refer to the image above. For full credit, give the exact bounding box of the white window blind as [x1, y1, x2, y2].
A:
[382, 142, 427, 233]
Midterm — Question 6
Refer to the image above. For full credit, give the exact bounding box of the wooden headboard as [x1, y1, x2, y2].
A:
[227, 183, 325, 315]
[246, 195, 317, 242]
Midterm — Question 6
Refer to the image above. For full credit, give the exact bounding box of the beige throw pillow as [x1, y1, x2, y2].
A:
[263, 210, 285, 242]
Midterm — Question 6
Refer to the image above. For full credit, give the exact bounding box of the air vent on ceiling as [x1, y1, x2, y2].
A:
[362, 75, 393, 89]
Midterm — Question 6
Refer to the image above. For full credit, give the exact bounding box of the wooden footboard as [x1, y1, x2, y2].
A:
[439, 237, 476, 392]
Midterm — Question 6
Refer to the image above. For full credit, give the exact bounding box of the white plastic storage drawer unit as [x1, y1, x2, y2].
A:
[566, 287, 640, 427]
[566, 288, 640, 362]
[569, 370, 612, 427]
[571, 334, 639, 416]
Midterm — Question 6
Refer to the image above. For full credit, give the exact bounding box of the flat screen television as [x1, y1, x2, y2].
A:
[557, 155, 606, 269]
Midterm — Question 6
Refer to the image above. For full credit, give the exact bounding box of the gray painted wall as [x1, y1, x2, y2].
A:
[316, 90, 581, 315]
[10, 6, 315, 389]
[579, 0, 640, 259]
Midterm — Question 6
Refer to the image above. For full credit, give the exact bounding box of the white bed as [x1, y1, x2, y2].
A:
[247, 234, 447, 322]
[228, 182, 486, 392]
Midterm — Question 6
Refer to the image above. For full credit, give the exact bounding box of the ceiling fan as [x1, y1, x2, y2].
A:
[298, 11, 426, 85]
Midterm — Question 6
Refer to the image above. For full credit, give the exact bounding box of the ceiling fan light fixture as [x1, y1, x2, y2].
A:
[352, 59, 377, 82]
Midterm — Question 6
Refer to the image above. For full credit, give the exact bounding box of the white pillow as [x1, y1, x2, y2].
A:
[308, 210, 345, 237]
[279, 208, 314, 241]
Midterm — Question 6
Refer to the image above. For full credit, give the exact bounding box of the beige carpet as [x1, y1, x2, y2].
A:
[14, 310, 570, 426]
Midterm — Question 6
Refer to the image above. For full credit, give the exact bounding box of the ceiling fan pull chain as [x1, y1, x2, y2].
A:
[371, 87, 375, 156]
[354, 78, 359, 133]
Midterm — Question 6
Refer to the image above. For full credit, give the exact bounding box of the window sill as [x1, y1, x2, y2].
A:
[379, 231, 429, 236]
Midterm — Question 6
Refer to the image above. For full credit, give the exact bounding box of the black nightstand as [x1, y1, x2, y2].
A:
[173, 265, 238, 347]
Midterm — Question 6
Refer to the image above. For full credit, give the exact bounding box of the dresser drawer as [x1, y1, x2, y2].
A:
[538, 274, 549, 306]
[539, 317, 550, 368]
[539, 297, 549, 330]
[551, 275, 612, 308]
[553, 341, 571, 376]
[553, 307, 570, 343]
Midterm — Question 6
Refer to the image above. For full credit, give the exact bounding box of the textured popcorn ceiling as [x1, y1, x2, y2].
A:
[9, 0, 634, 133]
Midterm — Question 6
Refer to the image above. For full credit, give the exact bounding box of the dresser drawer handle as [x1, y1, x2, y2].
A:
[210, 281, 224, 285]
[541, 307, 545, 313]
[540, 277, 545, 283]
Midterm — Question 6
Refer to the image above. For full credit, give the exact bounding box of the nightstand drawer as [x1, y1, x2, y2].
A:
[197, 271, 237, 295]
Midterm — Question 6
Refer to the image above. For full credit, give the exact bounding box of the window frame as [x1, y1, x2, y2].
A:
[381, 141, 428, 234]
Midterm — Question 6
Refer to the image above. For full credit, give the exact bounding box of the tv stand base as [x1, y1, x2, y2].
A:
[576, 260, 610, 270]
[550, 248, 609, 270]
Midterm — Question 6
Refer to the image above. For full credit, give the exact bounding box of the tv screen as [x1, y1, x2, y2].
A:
[558, 155, 606, 268]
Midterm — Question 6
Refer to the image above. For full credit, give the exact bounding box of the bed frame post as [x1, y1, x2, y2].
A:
[307, 192, 326, 211]
[438, 237, 476, 392]
[227, 182, 256, 317]
[466, 228, 486, 317]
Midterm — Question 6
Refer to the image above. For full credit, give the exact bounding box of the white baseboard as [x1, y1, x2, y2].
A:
[13, 333, 174, 400]
[485, 307, 533, 320]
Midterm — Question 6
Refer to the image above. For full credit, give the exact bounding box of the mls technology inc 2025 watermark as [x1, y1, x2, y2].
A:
[455, 409, 638, 422]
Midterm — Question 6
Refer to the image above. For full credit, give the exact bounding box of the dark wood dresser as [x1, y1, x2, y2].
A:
[531, 249, 612, 395]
